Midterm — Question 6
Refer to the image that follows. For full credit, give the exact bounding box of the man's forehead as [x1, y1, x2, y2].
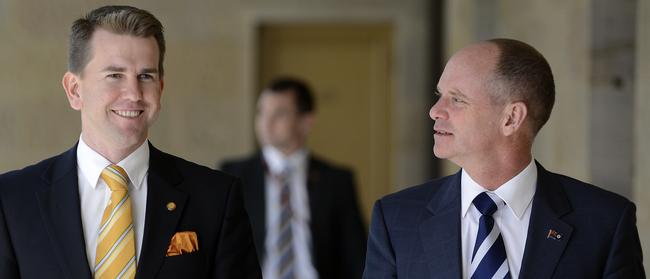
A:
[258, 90, 301, 112]
[86, 29, 159, 61]
[89, 28, 159, 52]
[435, 43, 500, 99]
[441, 43, 499, 80]
[452, 43, 499, 69]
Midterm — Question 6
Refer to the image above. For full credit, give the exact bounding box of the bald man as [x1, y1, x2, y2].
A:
[363, 39, 644, 278]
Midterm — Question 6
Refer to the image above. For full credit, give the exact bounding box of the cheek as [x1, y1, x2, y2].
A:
[280, 121, 299, 138]
[466, 115, 500, 143]
[257, 118, 278, 138]
[79, 93, 105, 111]
[80, 82, 115, 103]
[145, 91, 162, 106]
[276, 122, 290, 135]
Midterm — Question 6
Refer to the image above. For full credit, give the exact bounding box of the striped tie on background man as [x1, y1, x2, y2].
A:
[275, 168, 295, 279]
[94, 164, 137, 279]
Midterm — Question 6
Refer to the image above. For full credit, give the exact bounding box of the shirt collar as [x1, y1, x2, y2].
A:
[461, 158, 537, 219]
[261, 145, 308, 174]
[77, 135, 150, 190]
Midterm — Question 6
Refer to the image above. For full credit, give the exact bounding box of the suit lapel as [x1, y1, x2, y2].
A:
[247, 153, 266, 258]
[419, 172, 462, 279]
[35, 145, 93, 279]
[306, 156, 323, 239]
[518, 162, 573, 279]
[136, 144, 187, 279]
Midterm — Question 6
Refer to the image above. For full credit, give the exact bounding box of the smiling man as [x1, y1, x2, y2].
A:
[0, 6, 260, 279]
[363, 39, 645, 278]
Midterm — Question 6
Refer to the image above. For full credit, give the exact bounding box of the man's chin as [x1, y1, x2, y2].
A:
[433, 146, 447, 159]
[111, 129, 148, 147]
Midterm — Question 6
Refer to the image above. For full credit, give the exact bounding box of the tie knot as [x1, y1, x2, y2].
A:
[275, 165, 291, 182]
[472, 192, 501, 216]
[100, 164, 129, 192]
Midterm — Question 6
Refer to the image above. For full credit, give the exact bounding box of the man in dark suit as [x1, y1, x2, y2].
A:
[364, 39, 645, 278]
[0, 6, 261, 279]
[221, 77, 366, 279]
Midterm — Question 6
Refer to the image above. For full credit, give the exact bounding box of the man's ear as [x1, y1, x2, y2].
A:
[62, 72, 82, 111]
[502, 101, 528, 136]
[299, 113, 315, 137]
[159, 78, 164, 93]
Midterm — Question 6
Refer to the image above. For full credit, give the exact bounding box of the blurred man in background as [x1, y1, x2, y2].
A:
[221, 77, 366, 279]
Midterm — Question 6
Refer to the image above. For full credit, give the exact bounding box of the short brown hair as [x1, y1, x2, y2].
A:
[68, 5, 165, 75]
[265, 77, 316, 114]
[488, 38, 555, 134]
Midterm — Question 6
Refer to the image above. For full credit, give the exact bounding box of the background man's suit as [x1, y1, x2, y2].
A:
[364, 162, 645, 278]
[0, 143, 261, 279]
[221, 152, 367, 279]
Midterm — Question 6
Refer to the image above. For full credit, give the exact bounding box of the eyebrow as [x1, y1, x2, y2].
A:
[102, 65, 126, 72]
[101, 65, 159, 74]
[436, 87, 469, 100]
[140, 68, 159, 74]
[449, 90, 468, 100]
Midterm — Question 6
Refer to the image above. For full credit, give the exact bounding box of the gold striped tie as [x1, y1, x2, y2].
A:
[94, 164, 137, 279]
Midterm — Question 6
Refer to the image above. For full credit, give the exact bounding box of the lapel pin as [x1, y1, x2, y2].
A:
[167, 202, 176, 212]
[547, 229, 562, 241]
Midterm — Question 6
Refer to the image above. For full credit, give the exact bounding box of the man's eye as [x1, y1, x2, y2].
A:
[107, 73, 122, 79]
[138, 74, 154, 80]
[451, 97, 467, 104]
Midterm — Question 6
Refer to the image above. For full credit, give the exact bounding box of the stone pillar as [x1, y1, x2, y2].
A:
[634, 0, 650, 269]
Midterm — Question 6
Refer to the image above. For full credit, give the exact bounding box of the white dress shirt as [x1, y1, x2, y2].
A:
[77, 135, 149, 270]
[461, 159, 537, 279]
[262, 146, 318, 279]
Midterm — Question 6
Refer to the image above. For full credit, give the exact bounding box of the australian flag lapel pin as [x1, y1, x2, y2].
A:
[547, 229, 562, 241]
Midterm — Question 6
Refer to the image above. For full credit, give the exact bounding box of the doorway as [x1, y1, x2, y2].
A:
[258, 23, 393, 221]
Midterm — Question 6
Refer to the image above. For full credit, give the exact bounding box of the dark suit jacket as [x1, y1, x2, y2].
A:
[0, 143, 261, 279]
[220, 152, 367, 279]
[364, 162, 645, 279]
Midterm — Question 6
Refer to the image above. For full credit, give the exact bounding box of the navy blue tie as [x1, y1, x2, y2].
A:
[470, 192, 511, 279]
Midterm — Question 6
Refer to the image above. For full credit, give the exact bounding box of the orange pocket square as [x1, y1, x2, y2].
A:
[166, 231, 199, 257]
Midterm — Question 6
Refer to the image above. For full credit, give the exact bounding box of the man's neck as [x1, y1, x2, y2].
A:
[81, 134, 146, 164]
[274, 143, 305, 157]
[461, 152, 533, 191]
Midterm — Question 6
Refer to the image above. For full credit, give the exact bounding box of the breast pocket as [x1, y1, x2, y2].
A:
[157, 251, 207, 278]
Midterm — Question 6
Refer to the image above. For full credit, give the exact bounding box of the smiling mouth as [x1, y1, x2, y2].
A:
[434, 130, 452, 136]
[112, 110, 143, 118]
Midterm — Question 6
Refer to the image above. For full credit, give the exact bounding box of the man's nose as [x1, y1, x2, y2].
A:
[122, 77, 143, 101]
[429, 98, 447, 120]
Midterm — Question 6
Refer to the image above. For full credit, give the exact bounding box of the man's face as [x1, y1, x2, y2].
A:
[65, 28, 163, 149]
[429, 44, 506, 167]
[255, 91, 310, 152]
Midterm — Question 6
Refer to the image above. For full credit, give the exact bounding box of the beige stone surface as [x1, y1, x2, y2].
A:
[635, 0, 650, 270]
